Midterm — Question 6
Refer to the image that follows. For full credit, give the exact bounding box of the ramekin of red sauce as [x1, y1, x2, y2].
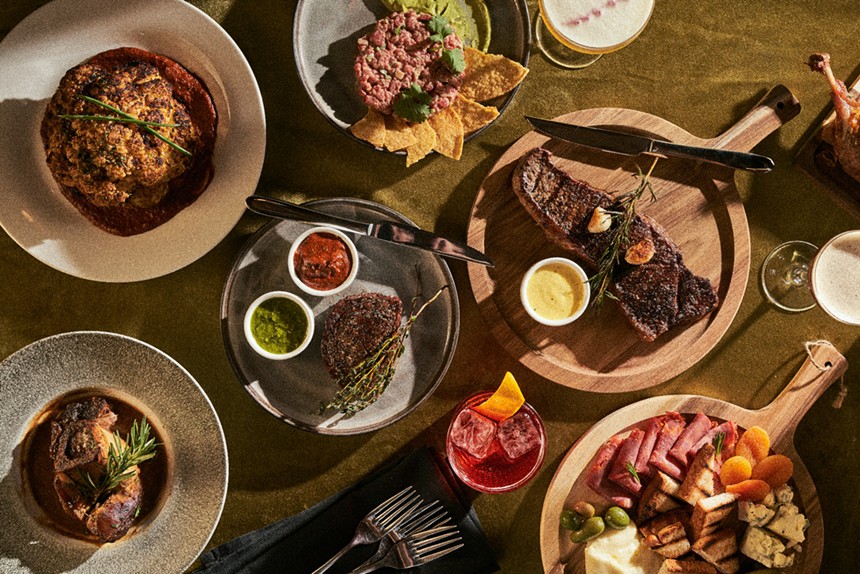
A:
[288, 226, 359, 296]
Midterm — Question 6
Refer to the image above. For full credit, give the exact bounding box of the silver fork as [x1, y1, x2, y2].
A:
[347, 524, 464, 574]
[350, 499, 451, 571]
[311, 486, 423, 574]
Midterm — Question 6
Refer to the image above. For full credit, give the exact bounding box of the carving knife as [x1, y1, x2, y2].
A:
[246, 196, 494, 267]
[525, 116, 774, 172]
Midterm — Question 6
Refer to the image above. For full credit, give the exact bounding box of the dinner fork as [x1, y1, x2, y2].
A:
[311, 486, 423, 574]
[350, 499, 452, 571]
[346, 524, 464, 574]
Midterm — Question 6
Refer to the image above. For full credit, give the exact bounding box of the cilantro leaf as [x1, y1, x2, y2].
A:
[442, 48, 465, 74]
[426, 15, 454, 43]
[393, 83, 432, 123]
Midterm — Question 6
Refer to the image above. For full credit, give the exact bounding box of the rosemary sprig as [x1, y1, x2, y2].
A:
[63, 94, 192, 156]
[713, 431, 726, 458]
[588, 157, 659, 307]
[318, 285, 449, 418]
[57, 113, 181, 129]
[625, 461, 641, 484]
[81, 417, 158, 501]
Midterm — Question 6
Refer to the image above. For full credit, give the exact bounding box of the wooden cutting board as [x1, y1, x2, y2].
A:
[467, 85, 800, 392]
[539, 341, 847, 574]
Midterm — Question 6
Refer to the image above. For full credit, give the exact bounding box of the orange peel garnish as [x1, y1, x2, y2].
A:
[473, 371, 525, 422]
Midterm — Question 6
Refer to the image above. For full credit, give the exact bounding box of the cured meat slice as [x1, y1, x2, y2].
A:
[634, 416, 662, 480]
[688, 421, 739, 467]
[609, 428, 645, 495]
[669, 412, 713, 467]
[586, 435, 635, 509]
[649, 413, 687, 480]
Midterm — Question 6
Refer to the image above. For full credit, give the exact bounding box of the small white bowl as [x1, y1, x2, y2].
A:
[288, 226, 359, 297]
[520, 257, 591, 326]
[244, 291, 315, 360]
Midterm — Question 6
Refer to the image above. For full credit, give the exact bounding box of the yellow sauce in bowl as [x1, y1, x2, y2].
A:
[521, 257, 590, 325]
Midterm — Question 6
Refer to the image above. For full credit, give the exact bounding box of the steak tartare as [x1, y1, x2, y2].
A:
[354, 10, 465, 117]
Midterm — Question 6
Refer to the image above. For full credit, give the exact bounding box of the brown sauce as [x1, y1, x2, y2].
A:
[19, 389, 172, 544]
[52, 47, 217, 236]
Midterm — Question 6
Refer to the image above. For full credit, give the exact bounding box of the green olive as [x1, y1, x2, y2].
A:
[569, 516, 605, 543]
[559, 509, 583, 531]
[572, 501, 595, 518]
[604, 506, 630, 530]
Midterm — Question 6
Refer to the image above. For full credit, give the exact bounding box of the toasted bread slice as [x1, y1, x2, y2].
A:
[692, 529, 739, 574]
[679, 443, 717, 505]
[654, 536, 692, 559]
[691, 492, 739, 540]
[640, 510, 691, 547]
[658, 558, 719, 574]
[638, 471, 683, 522]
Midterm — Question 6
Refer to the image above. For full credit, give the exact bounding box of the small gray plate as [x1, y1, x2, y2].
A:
[220, 198, 460, 435]
[0, 332, 228, 573]
[293, 0, 531, 145]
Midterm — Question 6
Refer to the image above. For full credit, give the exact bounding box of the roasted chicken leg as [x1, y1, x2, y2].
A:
[808, 53, 860, 181]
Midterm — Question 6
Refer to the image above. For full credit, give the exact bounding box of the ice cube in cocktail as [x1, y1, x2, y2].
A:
[445, 391, 546, 493]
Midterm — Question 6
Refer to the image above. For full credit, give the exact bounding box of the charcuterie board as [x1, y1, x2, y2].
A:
[467, 85, 800, 391]
[539, 342, 847, 573]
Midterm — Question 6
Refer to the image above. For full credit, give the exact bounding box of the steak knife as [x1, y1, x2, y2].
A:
[525, 116, 774, 172]
[246, 196, 494, 267]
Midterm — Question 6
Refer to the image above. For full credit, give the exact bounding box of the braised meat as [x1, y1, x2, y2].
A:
[512, 147, 718, 341]
[321, 293, 403, 381]
[807, 53, 860, 182]
[48, 397, 143, 543]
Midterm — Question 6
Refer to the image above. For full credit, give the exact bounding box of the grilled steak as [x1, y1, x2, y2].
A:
[321, 293, 403, 382]
[512, 147, 718, 341]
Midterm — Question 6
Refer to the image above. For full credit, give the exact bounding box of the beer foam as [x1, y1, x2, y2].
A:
[811, 230, 860, 325]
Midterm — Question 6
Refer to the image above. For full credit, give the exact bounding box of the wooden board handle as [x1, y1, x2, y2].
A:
[758, 342, 848, 449]
[710, 84, 802, 152]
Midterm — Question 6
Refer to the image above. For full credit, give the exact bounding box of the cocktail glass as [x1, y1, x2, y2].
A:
[534, 0, 655, 69]
[445, 391, 547, 493]
[760, 230, 860, 324]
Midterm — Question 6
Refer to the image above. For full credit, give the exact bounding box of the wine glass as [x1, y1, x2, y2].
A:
[534, 0, 655, 69]
[760, 230, 860, 324]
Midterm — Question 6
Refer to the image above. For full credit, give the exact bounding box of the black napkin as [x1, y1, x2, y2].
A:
[195, 447, 499, 574]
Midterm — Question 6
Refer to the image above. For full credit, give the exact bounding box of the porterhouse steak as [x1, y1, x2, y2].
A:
[512, 147, 718, 341]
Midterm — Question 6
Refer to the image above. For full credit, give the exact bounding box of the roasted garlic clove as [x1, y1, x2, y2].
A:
[587, 207, 612, 233]
[625, 238, 655, 265]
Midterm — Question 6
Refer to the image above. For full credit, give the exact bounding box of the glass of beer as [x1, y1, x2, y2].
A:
[761, 230, 860, 324]
[535, 0, 655, 69]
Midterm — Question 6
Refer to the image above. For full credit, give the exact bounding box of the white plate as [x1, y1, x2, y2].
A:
[0, 331, 228, 573]
[221, 198, 460, 435]
[0, 0, 266, 282]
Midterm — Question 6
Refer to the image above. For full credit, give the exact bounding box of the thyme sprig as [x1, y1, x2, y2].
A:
[81, 417, 158, 501]
[60, 94, 192, 156]
[318, 284, 449, 418]
[588, 158, 659, 307]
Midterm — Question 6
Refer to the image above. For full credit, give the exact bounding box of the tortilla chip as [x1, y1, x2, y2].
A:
[452, 95, 499, 134]
[383, 115, 418, 151]
[428, 106, 464, 160]
[460, 47, 528, 102]
[349, 108, 387, 148]
[406, 120, 437, 167]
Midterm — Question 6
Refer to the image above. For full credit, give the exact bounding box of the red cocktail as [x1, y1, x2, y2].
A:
[446, 391, 547, 493]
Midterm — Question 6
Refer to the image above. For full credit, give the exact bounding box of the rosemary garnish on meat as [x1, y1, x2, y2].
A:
[625, 461, 641, 484]
[81, 417, 158, 501]
[318, 285, 449, 418]
[59, 94, 192, 156]
[588, 157, 659, 307]
[713, 431, 726, 458]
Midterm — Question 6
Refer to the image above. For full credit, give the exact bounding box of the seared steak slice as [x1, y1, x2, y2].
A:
[321, 293, 403, 381]
[512, 147, 718, 341]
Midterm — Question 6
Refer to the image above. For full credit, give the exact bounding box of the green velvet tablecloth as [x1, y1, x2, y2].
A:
[2, 0, 859, 572]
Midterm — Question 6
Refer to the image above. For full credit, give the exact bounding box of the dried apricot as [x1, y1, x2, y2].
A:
[735, 426, 770, 466]
[750, 454, 794, 487]
[726, 479, 772, 501]
[720, 455, 752, 486]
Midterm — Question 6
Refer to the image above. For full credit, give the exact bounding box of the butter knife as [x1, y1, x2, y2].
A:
[525, 116, 774, 172]
[246, 196, 494, 267]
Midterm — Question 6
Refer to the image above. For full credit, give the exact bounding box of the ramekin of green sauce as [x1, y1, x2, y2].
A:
[244, 291, 314, 360]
